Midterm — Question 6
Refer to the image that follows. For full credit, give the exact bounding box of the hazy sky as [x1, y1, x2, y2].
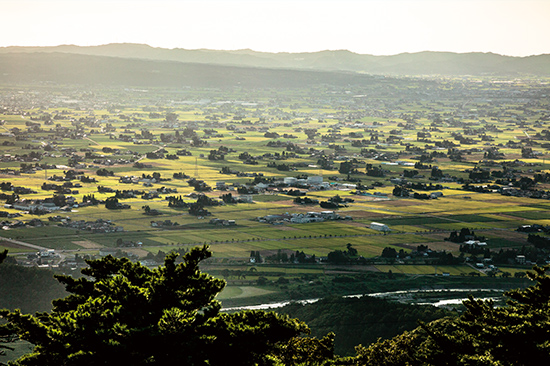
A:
[1, 0, 548, 56]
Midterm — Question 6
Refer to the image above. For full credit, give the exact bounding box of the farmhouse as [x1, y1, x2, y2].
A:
[216, 181, 227, 190]
[37, 249, 56, 258]
[209, 218, 236, 226]
[370, 222, 390, 232]
[307, 176, 323, 185]
[290, 213, 324, 223]
[283, 177, 297, 185]
[12, 199, 61, 212]
[255, 182, 269, 191]
[464, 240, 487, 246]
[99, 248, 119, 257]
[239, 194, 253, 203]
[429, 192, 444, 199]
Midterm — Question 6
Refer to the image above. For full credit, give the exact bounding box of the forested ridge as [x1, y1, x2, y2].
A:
[0, 252, 66, 314]
[278, 296, 452, 356]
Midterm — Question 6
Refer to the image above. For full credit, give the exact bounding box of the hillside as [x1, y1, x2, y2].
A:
[278, 295, 452, 355]
[0, 52, 382, 88]
[1, 43, 549, 76]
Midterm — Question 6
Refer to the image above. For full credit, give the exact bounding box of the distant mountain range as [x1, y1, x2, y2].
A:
[0, 52, 383, 88]
[0, 44, 548, 87]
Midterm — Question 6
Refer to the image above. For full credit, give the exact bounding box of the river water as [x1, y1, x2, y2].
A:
[222, 288, 504, 312]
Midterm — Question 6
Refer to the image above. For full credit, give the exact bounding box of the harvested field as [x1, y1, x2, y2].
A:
[72, 240, 102, 249]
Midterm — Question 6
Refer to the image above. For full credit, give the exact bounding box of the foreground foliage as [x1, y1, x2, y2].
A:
[2, 246, 550, 366]
[1, 246, 309, 366]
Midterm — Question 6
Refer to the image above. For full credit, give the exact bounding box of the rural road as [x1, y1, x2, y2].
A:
[0, 236, 49, 251]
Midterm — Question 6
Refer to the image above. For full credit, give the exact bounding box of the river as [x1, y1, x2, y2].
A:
[222, 288, 505, 312]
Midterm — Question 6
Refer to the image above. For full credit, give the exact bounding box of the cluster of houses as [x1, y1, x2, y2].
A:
[91, 157, 133, 166]
[215, 175, 366, 198]
[464, 184, 550, 201]
[0, 211, 23, 219]
[5, 195, 111, 216]
[282, 175, 325, 187]
[209, 218, 237, 226]
[1, 219, 36, 230]
[58, 218, 123, 233]
[500, 186, 550, 199]
[22, 244, 138, 269]
[150, 220, 179, 228]
[256, 210, 352, 225]
[119, 175, 142, 184]
[8, 198, 76, 212]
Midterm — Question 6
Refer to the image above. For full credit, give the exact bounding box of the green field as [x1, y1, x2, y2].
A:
[375, 265, 476, 276]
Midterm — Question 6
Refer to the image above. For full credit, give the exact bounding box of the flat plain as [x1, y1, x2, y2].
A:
[0, 78, 548, 292]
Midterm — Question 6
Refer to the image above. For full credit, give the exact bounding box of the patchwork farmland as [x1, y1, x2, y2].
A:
[0, 77, 548, 302]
